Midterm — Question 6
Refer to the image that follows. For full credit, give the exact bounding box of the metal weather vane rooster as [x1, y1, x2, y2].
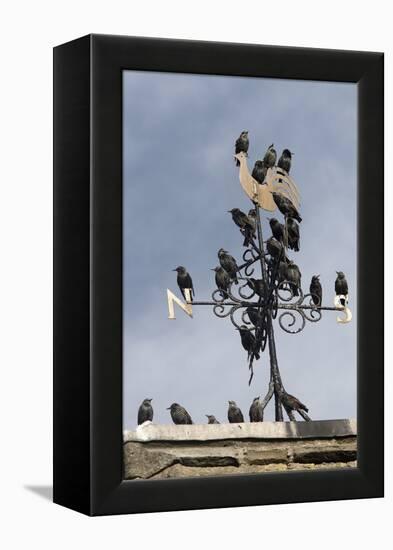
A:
[167, 134, 352, 422]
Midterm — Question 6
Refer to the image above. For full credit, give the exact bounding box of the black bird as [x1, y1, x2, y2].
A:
[206, 414, 220, 424]
[237, 325, 260, 361]
[281, 391, 309, 413]
[277, 149, 293, 174]
[286, 261, 302, 296]
[228, 208, 249, 229]
[243, 209, 257, 247]
[228, 400, 244, 423]
[335, 271, 348, 306]
[287, 217, 300, 251]
[310, 275, 322, 306]
[277, 260, 288, 285]
[218, 248, 239, 284]
[249, 397, 263, 422]
[246, 306, 263, 327]
[252, 160, 267, 184]
[173, 266, 194, 301]
[263, 144, 277, 168]
[247, 277, 266, 298]
[167, 403, 193, 425]
[212, 266, 231, 298]
[268, 218, 285, 242]
[235, 131, 249, 166]
[271, 192, 302, 223]
[266, 236, 284, 259]
[137, 398, 153, 425]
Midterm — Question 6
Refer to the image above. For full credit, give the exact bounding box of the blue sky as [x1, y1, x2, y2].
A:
[123, 70, 357, 429]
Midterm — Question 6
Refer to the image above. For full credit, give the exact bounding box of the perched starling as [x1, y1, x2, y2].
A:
[173, 266, 194, 301]
[335, 271, 348, 306]
[243, 209, 257, 247]
[266, 236, 284, 259]
[286, 261, 302, 296]
[237, 325, 260, 361]
[277, 149, 293, 174]
[310, 275, 322, 306]
[167, 403, 193, 425]
[228, 208, 249, 229]
[235, 131, 249, 166]
[281, 391, 309, 413]
[247, 277, 266, 298]
[218, 248, 239, 284]
[277, 260, 288, 285]
[206, 414, 220, 424]
[287, 217, 300, 251]
[263, 144, 277, 168]
[335, 271, 348, 295]
[249, 396, 263, 422]
[212, 266, 231, 298]
[271, 192, 302, 223]
[137, 398, 153, 425]
[268, 218, 285, 242]
[252, 160, 267, 184]
[228, 400, 244, 423]
[246, 306, 262, 327]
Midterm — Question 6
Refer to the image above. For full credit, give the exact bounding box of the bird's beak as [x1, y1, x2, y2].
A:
[166, 406, 171, 410]
[172, 269, 177, 271]
[317, 274, 320, 278]
[210, 268, 215, 271]
[336, 271, 339, 275]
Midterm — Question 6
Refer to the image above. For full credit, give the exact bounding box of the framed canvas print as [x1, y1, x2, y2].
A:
[53, 34, 384, 516]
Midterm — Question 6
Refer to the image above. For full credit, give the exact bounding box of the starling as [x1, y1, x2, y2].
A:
[212, 266, 231, 298]
[263, 144, 277, 168]
[286, 261, 302, 296]
[310, 275, 322, 306]
[137, 398, 153, 425]
[277, 260, 288, 285]
[268, 218, 285, 242]
[252, 160, 267, 184]
[277, 149, 293, 174]
[246, 306, 262, 327]
[237, 325, 260, 361]
[228, 400, 244, 423]
[266, 236, 284, 259]
[249, 396, 263, 422]
[243, 209, 257, 247]
[281, 391, 309, 413]
[235, 131, 249, 166]
[228, 208, 249, 229]
[247, 277, 266, 298]
[206, 414, 220, 424]
[218, 248, 239, 284]
[287, 217, 300, 252]
[335, 271, 348, 306]
[271, 192, 302, 223]
[167, 403, 193, 425]
[173, 266, 194, 301]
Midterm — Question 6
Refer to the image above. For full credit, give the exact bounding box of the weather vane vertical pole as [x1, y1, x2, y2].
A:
[255, 205, 284, 421]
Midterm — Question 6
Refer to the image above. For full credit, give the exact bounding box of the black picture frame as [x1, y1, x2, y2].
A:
[53, 34, 384, 516]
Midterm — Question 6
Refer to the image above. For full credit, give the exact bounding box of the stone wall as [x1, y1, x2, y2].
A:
[123, 419, 357, 480]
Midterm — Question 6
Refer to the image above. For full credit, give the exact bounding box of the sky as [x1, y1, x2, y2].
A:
[123, 70, 357, 429]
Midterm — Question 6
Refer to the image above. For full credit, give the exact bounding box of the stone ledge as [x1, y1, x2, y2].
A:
[124, 418, 357, 443]
[123, 419, 357, 480]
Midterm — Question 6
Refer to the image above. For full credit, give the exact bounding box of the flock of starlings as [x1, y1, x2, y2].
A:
[136, 133, 349, 428]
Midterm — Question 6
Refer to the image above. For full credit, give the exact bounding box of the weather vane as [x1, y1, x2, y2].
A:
[167, 136, 352, 422]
